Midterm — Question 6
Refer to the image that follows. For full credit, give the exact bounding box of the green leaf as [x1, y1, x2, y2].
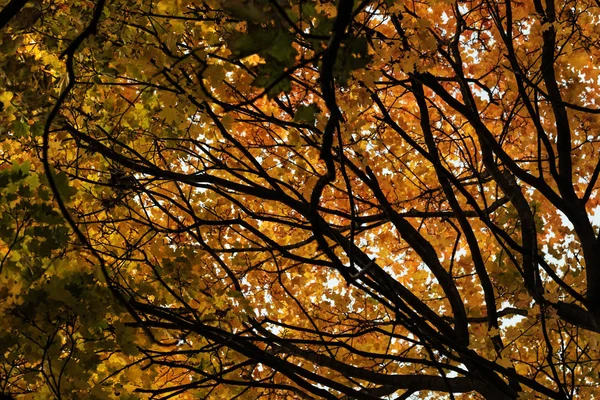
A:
[0, 171, 10, 188]
[308, 14, 333, 49]
[12, 119, 29, 138]
[251, 61, 292, 98]
[349, 36, 369, 56]
[30, 122, 44, 137]
[301, 2, 317, 18]
[11, 160, 30, 177]
[114, 322, 140, 356]
[221, 0, 271, 23]
[294, 104, 320, 124]
[50, 170, 77, 201]
[228, 30, 273, 59]
[333, 36, 372, 86]
[230, 27, 297, 66]
[265, 33, 297, 64]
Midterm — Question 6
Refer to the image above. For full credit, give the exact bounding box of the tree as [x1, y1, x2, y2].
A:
[1, 0, 600, 398]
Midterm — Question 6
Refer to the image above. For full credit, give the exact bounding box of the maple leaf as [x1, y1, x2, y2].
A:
[1, 0, 600, 399]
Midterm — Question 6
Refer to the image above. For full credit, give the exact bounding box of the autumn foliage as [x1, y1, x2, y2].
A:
[2, 0, 600, 398]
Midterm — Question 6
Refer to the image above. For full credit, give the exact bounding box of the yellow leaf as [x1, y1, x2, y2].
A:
[497, 357, 513, 369]
[0, 91, 14, 109]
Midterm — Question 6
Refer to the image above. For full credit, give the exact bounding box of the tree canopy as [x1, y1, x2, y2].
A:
[2, 0, 600, 398]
